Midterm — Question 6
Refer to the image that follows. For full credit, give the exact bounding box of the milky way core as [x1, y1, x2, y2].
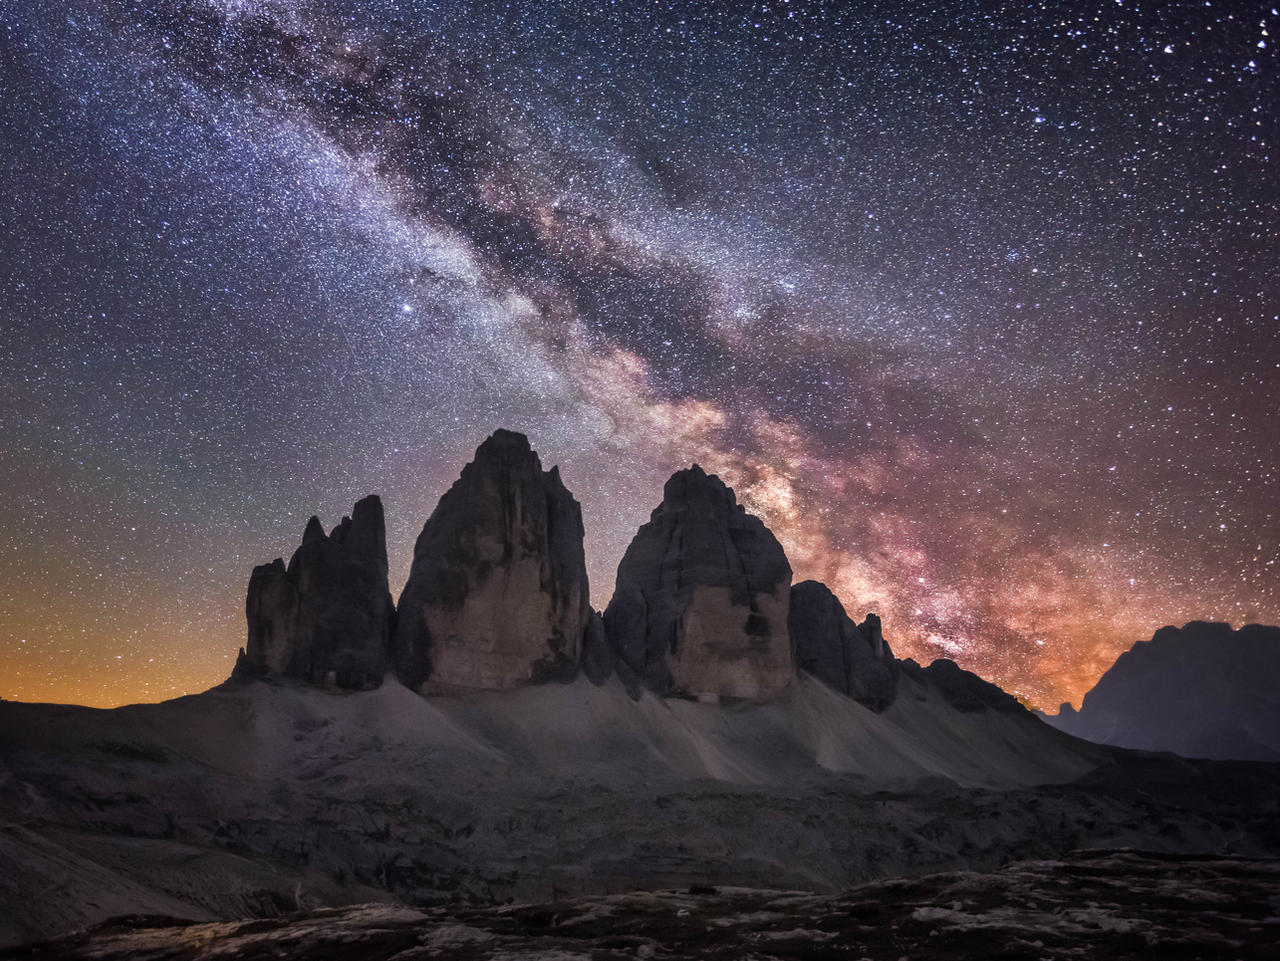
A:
[1, 0, 1276, 709]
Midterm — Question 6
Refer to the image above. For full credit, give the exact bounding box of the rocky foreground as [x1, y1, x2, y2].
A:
[6, 851, 1278, 960]
[6, 674, 1280, 949]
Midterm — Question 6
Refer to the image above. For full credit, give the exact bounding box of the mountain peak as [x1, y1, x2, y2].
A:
[1046, 621, 1280, 761]
[238, 495, 394, 690]
[659, 464, 739, 515]
[301, 515, 326, 544]
[603, 465, 793, 699]
[475, 428, 534, 457]
[394, 432, 590, 692]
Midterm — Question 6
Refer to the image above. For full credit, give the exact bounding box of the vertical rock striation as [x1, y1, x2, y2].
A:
[788, 580, 898, 710]
[603, 465, 794, 699]
[235, 494, 394, 689]
[393, 429, 591, 691]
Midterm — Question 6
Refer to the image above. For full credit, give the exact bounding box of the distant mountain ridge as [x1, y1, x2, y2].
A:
[1043, 621, 1280, 761]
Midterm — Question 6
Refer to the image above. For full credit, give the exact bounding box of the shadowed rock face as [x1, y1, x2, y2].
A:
[1045, 621, 1280, 760]
[603, 465, 794, 699]
[393, 429, 591, 691]
[789, 580, 898, 710]
[235, 495, 394, 689]
[902, 657, 1025, 713]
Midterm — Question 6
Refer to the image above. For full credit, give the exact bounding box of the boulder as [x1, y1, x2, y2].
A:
[603, 465, 794, 699]
[788, 580, 898, 710]
[393, 430, 591, 691]
[234, 494, 394, 689]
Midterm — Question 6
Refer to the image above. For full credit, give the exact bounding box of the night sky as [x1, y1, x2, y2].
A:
[1, 0, 1276, 710]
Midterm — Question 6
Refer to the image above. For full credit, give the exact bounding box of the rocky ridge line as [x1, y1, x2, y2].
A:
[235, 494, 395, 690]
[235, 430, 1030, 714]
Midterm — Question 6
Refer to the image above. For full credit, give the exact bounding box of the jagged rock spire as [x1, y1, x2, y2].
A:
[789, 580, 899, 711]
[235, 494, 394, 689]
[393, 429, 591, 691]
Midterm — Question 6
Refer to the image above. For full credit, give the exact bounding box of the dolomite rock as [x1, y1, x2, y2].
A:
[789, 580, 898, 711]
[393, 430, 591, 691]
[235, 494, 394, 689]
[603, 465, 794, 699]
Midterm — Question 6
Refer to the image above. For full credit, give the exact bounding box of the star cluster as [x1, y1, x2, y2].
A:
[1, 0, 1276, 708]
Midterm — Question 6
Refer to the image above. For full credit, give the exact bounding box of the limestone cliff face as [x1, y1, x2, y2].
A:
[789, 580, 898, 711]
[603, 466, 794, 699]
[236, 495, 394, 689]
[393, 429, 591, 692]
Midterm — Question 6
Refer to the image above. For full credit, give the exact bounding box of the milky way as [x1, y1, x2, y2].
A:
[1, 0, 1276, 709]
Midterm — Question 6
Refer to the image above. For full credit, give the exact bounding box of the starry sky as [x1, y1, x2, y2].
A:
[1, 0, 1276, 710]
